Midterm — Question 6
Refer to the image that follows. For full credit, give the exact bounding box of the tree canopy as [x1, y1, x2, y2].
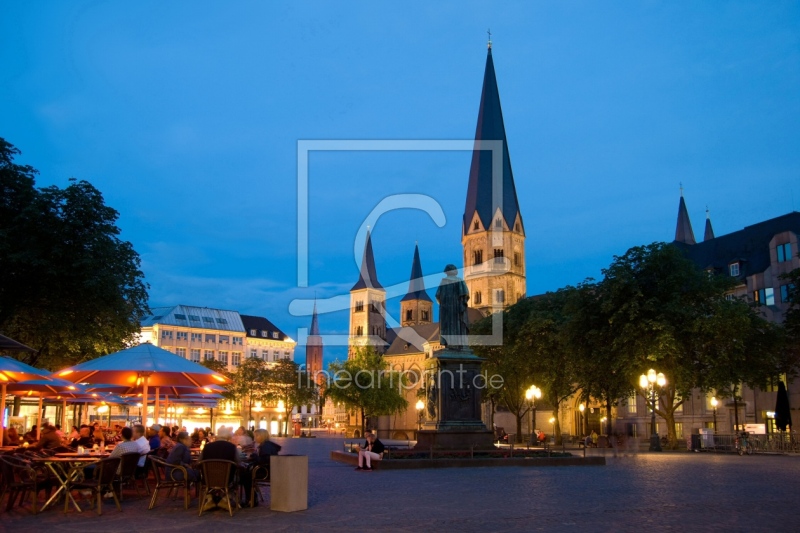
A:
[325, 346, 408, 435]
[0, 138, 149, 369]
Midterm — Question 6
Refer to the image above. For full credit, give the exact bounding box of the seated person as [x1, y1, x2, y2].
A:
[249, 428, 281, 468]
[85, 426, 139, 479]
[159, 426, 175, 451]
[192, 429, 208, 447]
[148, 424, 161, 450]
[166, 431, 198, 481]
[231, 426, 253, 448]
[356, 432, 385, 471]
[33, 424, 62, 450]
[201, 426, 251, 507]
[69, 425, 95, 449]
[3, 427, 20, 447]
[132, 424, 150, 476]
[22, 425, 38, 444]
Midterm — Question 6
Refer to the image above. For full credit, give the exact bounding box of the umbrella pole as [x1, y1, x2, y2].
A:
[61, 399, 67, 433]
[37, 397, 43, 440]
[0, 383, 6, 445]
[154, 388, 160, 427]
[142, 376, 149, 428]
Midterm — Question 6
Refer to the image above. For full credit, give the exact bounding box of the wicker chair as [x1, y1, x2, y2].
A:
[147, 456, 193, 510]
[117, 452, 144, 499]
[195, 459, 240, 517]
[0, 455, 52, 514]
[249, 463, 270, 508]
[70, 456, 121, 515]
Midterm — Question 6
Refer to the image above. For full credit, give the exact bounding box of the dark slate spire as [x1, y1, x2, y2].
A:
[309, 298, 320, 336]
[351, 229, 383, 291]
[674, 189, 696, 245]
[463, 45, 522, 232]
[401, 244, 432, 302]
[704, 207, 715, 242]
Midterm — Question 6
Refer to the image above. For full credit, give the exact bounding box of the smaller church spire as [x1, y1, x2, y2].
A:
[309, 298, 320, 336]
[351, 229, 383, 291]
[487, 28, 492, 50]
[674, 188, 696, 245]
[401, 244, 432, 303]
[704, 207, 715, 242]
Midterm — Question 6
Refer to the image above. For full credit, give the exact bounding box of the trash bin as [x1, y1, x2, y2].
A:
[690, 434, 702, 451]
[270, 454, 308, 512]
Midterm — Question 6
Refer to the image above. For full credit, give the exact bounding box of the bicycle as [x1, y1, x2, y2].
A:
[735, 432, 753, 456]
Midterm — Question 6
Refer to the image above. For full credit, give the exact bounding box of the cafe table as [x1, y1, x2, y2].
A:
[32, 456, 102, 512]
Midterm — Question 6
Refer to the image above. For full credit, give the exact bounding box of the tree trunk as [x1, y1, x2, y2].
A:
[733, 396, 740, 433]
[515, 412, 523, 443]
[360, 407, 366, 437]
[606, 396, 613, 436]
[554, 404, 562, 445]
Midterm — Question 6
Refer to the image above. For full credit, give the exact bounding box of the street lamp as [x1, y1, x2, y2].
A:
[600, 416, 608, 436]
[710, 397, 718, 433]
[579, 403, 585, 436]
[639, 368, 666, 452]
[415, 399, 425, 432]
[525, 385, 542, 443]
[548, 416, 556, 440]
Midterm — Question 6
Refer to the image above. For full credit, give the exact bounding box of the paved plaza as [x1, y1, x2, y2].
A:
[2, 436, 798, 532]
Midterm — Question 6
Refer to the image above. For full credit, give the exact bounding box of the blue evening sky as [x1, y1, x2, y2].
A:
[2, 2, 799, 364]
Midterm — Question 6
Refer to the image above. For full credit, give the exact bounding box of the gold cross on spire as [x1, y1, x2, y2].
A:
[487, 29, 492, 50]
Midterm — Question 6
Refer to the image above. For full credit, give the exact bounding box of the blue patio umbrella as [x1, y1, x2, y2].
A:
[0, 355, 52, 444]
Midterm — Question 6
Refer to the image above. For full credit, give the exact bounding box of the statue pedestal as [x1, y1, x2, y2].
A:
[414, 347, 495, 451]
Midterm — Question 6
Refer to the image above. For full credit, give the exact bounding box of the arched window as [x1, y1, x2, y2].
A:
[473, 250, 483, 265]
[474, 291, 482, 305]
[356, 325, 363, 336]
[405, 309, 413, 321]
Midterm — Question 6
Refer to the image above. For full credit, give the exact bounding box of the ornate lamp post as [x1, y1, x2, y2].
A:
[579, 403, 586, 436]
[710, 397, 718, 433]
[639, 368, 666, 452]
[415, 399, 425, 432]
[525, 385, 542, 443]
[600, 416, 608, 436]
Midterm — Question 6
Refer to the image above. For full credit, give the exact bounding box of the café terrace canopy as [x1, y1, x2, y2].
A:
[55, 343, 229, 388]
[54, 343, 230, 427]
[0, 354, 52, 444]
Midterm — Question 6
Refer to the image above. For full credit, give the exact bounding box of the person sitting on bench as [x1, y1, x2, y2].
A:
[356, 432, 384, 471]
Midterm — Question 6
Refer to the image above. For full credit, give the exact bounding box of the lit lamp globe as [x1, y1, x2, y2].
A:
[415, 399, 424, 412]
[639, 374, 649, 389]
[710, 397, 718, 408]
[656, 373, 666, 387]
[579, 403, 585, 413]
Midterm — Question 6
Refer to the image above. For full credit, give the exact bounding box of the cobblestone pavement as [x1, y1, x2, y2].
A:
[1, 437, 798, 533]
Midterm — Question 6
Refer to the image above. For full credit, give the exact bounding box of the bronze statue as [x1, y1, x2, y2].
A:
[436, 264, 469, 349]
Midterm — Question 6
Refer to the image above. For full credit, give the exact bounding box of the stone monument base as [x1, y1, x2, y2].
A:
[414, 429, 496, 451]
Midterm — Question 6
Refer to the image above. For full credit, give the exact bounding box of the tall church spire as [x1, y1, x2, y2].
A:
[351, 229, 383, 291]
[463, 45, 522, 233]
[674, 190, 696, 245]
[704, 207, 715, 242]
[461, 44, 527, 313]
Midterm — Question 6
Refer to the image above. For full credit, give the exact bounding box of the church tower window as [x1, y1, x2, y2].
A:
[474, 291, 482, 305]
[405, 309, 413, 321]
[493, 249, 504, 263]
[473, 250, 483, 265]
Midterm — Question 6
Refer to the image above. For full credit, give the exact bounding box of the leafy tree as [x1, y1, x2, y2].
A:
[599, 242, 733, 448]
[325, 346, 408, 436]
[225, 357, 269, 426]
[0, 138, 149, 369]
[566, 281, 637, 436]
[697, 297, 784, 430]
[472, 299, 539, 443]
[473, 290, 579, 444]
[264, 359, 317, 436]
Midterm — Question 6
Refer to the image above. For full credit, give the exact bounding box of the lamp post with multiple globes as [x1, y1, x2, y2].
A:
[415, 399, 425, 432]
[525, 385, 542, 444]
[639, 368, 666, 452]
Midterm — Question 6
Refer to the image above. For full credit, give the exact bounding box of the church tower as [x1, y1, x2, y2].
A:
[674, 188, 697, 245]
[400, 244, 433, 327]
[305, 299, 324, 384]
[462, 41, 526, 314]
[348, 229, 387, 357]
[704, 208, 715, 242]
